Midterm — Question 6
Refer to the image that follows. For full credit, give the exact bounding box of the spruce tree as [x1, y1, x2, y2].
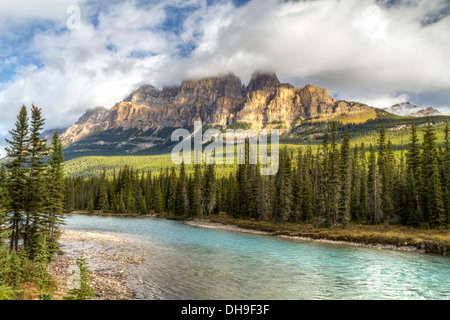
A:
[44, 130, 66, 253]
[338, 132, 351, 225]
[152, 181, 163, 214]
[429, 157, 445, 227]
[350, 145, 361, 222]
[359, 143, 368, 222]
[174, 162, 189, 216]
[328, 123, 339, 225]
[420, 118, 440, 223]
[25, 105, 48, 258]
[5, 106, 30, 252]
[367, 144, 381, 224]
[442, 122, 450, 224]
[189, 164, 203, 217]
[203, 162, 217, 216]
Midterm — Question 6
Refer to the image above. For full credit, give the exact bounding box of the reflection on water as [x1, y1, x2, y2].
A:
[63, 215, 450, 300]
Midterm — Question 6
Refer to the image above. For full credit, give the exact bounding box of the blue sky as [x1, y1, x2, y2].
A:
[0, 0, 449, 154]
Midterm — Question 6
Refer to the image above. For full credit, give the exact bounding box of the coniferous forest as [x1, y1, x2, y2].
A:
[1, 106, 450, 300]
[0, 106, 74, 299]
[64, 119, 450, 229]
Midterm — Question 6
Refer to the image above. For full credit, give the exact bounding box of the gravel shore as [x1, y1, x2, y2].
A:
[184, 219, 272, 235]
[49, 230, 147, 300]
[184, 219, 424, 254]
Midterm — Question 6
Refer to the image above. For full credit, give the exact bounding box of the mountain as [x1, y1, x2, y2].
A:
[59, 71, 377, 158]
[41, 128, 67, 143]
[383, 102, 449, 117]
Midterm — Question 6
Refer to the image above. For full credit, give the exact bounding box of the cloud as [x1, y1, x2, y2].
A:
[0, 0, 449, 152]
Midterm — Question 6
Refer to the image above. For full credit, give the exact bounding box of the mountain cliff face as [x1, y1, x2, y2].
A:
[60, 71, 373, 155]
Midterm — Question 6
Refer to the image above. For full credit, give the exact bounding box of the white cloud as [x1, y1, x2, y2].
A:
[0, 0, 449, 150]
[0, 0, 78, 31]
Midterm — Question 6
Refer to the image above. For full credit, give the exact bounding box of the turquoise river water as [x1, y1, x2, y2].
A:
[63, 214, 450, 300]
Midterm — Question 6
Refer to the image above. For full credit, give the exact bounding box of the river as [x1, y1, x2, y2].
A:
[62, 214, 450, 300]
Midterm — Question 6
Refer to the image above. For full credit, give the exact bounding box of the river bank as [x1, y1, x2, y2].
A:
[49, 229, 147, 300]
[65, 212, 450, 256]
[185, 216, 450, 256]
[184, 219, 422, 254]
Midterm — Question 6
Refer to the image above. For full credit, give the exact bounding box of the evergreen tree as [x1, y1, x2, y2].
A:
[358, 143, 368, 222]
[429, 157, 445, 227]
[292, 150, 304, 222]
[441, 122, 450, 224]
[328, 123, 339, 225]
[350, 145, 361, 222]
[302, 176, 314, 222]
[377, 125, 394, 223]
[276, 148, 293, 222]
[152, 181, 163, 214]
[338, 132, 351, 225]
[189, 165, 203, 217]
[203, 163, 217, 216]
[174, 162, 189, 216]
[43, 131, 66, 253]
[256, 170, 269, 221]
[367, 144, 381, 224]
[5, 106, 30, 252]
[420, 118, 440, 223]
[65, 251, 95, 300]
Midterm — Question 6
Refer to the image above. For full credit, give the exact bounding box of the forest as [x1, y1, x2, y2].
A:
[1, 106, 450, 300]
[64, 119, 450, 229]
[0, 106, 91, 300]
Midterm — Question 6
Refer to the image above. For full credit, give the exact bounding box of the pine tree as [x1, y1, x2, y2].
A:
[338, 132, 351, 225]
[166, 168, 177, 213]
[319, 133, 331, 226]
[377, 125, 394, 223]
[174, 162, 189, 216]
[292, 150, 304, 222]
[189, 165, 203, 217]
[5, 106, 30, 252]
[420, 118, 440, 223]
[406, 121, 421, 225]
[43, 131, 66, 254]
[367, 144, 381, 224]
[350, 145, 361, 222]
[359, 143, 368, 222]
[64, 251, 95, 300]
[25, 105, 48, 258]
[429, 157, 445, 227]
[152, 181, 163, 214]
[203, 162, 217, 216]
[276, 148, 293, 222]
[441, 122, 450, 225]
[328, 123, 339, 225]
[302, 176, 314, 222]
[256, 170, 269, 221]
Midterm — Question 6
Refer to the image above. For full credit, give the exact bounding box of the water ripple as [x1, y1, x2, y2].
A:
[63, 215, 450, 300]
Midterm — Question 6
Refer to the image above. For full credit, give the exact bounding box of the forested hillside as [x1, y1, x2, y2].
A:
[64, 119, 450, 229]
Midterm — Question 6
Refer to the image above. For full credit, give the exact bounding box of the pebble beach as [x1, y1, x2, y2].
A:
[49, 230, 147, 300]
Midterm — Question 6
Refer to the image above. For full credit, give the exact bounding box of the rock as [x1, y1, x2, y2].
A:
[246, 71, 280, 93]
[59, 71, 374, 148]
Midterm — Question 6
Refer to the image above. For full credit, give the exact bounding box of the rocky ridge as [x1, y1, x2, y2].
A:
[59, 71, 373, 153]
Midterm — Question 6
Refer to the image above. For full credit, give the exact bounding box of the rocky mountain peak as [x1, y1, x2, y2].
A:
[246, 71, 280, 93]
[178, 73, 243, 100]
[124, 84, 160, 105]
[75, 106, 109, 125]
[384, 102, 448, 117]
